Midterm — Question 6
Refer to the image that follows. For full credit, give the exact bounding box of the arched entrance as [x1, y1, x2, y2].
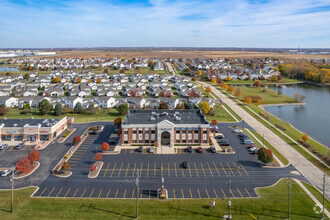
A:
[161, 131, 171, 146]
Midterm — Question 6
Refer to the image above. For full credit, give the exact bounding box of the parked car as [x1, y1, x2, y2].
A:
[210, 146, 216, 153]
[14, 170, 20, 176]
[197, 147, 204, 153]
[137, 146, 143, 152]
[239, 134, 249, 140]
[14, 143, 24, 150]
[89, 130, 98, 135]
[187, 146, 193, 153]
[181, 161, 188, 169]
[233, 128, 243, 133]
[210, 127, 218, 132]
[1, 169, 11, 177]
[215, 135, 224, 140]
[247, 144, 257, 149]
[114, 128, 119, 133]
[248, 147, 259, 153]
[149, 147, 154, 153]
[243, 139, 254, 145]
[109, 139, 117, 145]
[219, 139, 230, 146]
[0, 144, 8, 150]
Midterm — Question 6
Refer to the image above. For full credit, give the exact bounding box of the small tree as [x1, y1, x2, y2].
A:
[211, 120, 218, 126]
[117, 104, 128, 115]
[101, 142, 110, 151]
[96, 78, 102, 83]
[54, 104, 63, 116]
[225, 76, 231, 81]
[244, 96, 252, 104]
[191, 77, 196, 81]
[302, 133, 308, 142]
[95, 152, 102, 161]
[0, 104, 9, 116]
[258, 148, 273, 164]
[205, 87, 212, 93]
[175, 103, 185, 110]
[114, 117, 122, 126]
[234, 88, 242, 98]
[227, 85, 234, 93]
[38, 99, 53, 115]
[253, 80, 261, 87]
[62, 162, 71, 171]
[197, 70, 202, 76]
[90, 164, 96, 172]
[28, 149, 40, 161]
[74, 102, 84, 114]
[221, 83, 228, 89]
[211, 78, 217, 83]
[53, 76, 61, 83]
[159, 102, 169, 109]
[73, 136, 81, 144]
[199, 101, 210, 115]
[16, 157, 34, 174]
[75, 77, 82, 83]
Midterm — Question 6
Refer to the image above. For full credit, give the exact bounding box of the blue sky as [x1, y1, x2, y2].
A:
[0, 0, 329, 48]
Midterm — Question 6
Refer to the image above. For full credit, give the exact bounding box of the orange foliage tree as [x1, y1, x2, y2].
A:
[28, 149, 40, 161]
[101, 142, 109, 151]
[212, 120, 218, 125]
[53, 76, 61, 83]
[205, 87, 212, 93]
[90, 164, 96, 172]
[227, 85, 235, 93]
[16, 157, 34, 174]
[95, 152, 102, 161]
[244, 96, 252, 104]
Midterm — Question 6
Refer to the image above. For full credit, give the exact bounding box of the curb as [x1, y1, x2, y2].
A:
[14, 161, 40, 179]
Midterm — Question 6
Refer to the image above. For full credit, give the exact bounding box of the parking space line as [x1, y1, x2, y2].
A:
[173, 189, 176, 199]
[89, 189, 94, 198]
[194, 162, 199, 178]
[226, 162, 235, 176]
[48, 188, 55, 197]
[205, 189, 210, 199]
[39, 187, 47, 197]
[110, 162, 117, 177]
[230, 189, 235, 198]
[73, 188, 79, 198]
[165, 162, 169, 178]
[174, 163, 177, 177]
[213, 162, 220, 177]
[220, 162, 228, 177]
[123, 189, 126, 199]
[207, 162, 213, 177]
[245, 188, 252, 198]
[56, 188, 63, 197]
[106, 189, 111, 198]
[132, 189, 135, 198]
[233, 162, 242, 176]
[98, 189, 103, 198]
[117, 162, 123, 177]
[181, 189, 184, 198]
[132, 162, 136, 177]
[153, 163, 156, 177]
[189, 189, 193, 198]
[140, 162, 143, 177]
[64, 188, 71, 197]
[149, 189, 151, 199]
[187, 162, 192, 177]
[125, 162, 130, 177]
[241, 165, 250, 177]
[200, 163, 206, 178]
[81, 188, 87, 198]
[147, 162, 149, 178]
[115, 189, 118, 199]
[124, 149, 127, 154]
[103, 162, 110, 177]
[197, 189, 201, 198]
[140, 189, 143, 198]
[161, 163, 163, 177]
[213, 188, 218, 199]
[221, 188, 227, 199]
[237, 188, 243, 198]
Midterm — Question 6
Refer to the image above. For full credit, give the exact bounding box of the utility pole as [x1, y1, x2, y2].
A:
[227, 173, 231, 220]
[136, 169, 139, 219]
[322, 174, 325, 220]
[11, 166, 14, 213]
[287, 175, 291, 220]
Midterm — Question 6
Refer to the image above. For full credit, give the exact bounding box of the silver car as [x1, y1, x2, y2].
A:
[0, 144, 8, 150]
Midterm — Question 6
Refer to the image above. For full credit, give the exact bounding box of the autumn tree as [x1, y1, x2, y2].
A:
[90, 164, 96, 172]
[154, 141, 158, 147]
[75, 77, 82, 83]
[191, 77, 196, 81]
[28, 149, 40, 161]
[211, 78, 217, 83]
[205, 87, 212, 93]
[104, 69, 109, 74]
[53, 76, 61, 83]
[73, 136, 81, 145]
[96, 78, 102, 83]
[87, 79, 92, 83]
[234, 88, 242, 98]
[211, 120, 218, 126]
[114, 117, 122, 126]
[101, 142, 109, 151]
[221, 83, 228, 89]
[62, 162, 71, 171]
[225, 76, 231, 81]
[253, 80, 261, 87]
[159, 102, 169, 109]
[176, 103, 185, 109]
[227, 85, 235, 93]
[16, 157, 34, 174]
[197, 70, 202, 77]
[302, 133, 308, 142]
[24, 73, 30, 80]
[258, 148, 273, 164]
[95, 152, 102, 161]
[244, 96, 252, 104]
[199, 101, 210, 115]
[119, 68, 125, 73]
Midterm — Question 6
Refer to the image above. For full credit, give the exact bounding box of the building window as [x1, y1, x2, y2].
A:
[2, 135, 11, 141]
[139, 139, 143, 143]
[40, 135, 49, 141]
[124, 129, 128, 134]
[132, 140, 137, 143]
[151, 130, 155, 134]
[203, 130, 207, 134]
[139, 129, 143, 134]
[14, 135, 23, 141]
[133, 129, 137, 134]
[203, 140, 207, 143]
[176, 139, 180, 143]
[124, 140, 128, 144]
[176, 130, 180, 134]
[188, 130, 192, 133]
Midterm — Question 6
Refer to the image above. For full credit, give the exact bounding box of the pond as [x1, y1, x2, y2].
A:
[0, 67, 20, 72]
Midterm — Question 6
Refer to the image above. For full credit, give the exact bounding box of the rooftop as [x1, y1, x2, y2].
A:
[123, 109, 208, 125]
[0, 118, 61, 127]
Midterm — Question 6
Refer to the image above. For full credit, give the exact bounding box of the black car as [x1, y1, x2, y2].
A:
[181, 161, 188, 169]
[89, 130, 98, 135]
[210, 146, 216, 153]
[219, 139, 230, 146]
[215, 135, 224, 140]
[187, 146, 193, 153]
[14, 143, 24, 150]
[137, 146, 143, 152]
[109, 139, 117, 145]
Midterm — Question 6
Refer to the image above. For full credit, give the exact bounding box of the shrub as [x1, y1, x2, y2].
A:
[114, 117, 122, 126]
[302, 133, 308, 142]
[73, 136, 81, 144]
[16, 157, 34, 174]
[28, 149, 40, 161]
[62, 162, 71, 171]
[64, 155, 69, 159]
[258, 147, 273, 164]
[90, 164, 97, 172]
[101, 142, 110, 151]
[20, 110, 30, 114]
[63, 130, 71, 137]
[95, 152, 102, 161]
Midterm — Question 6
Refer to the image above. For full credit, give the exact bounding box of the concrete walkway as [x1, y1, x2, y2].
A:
[200, 81, 329, 196]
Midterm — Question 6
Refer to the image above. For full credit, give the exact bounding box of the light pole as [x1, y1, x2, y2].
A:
[227, 173, 231, 220]
[11, 166, 15, 213]
[136, 169, 139, 219]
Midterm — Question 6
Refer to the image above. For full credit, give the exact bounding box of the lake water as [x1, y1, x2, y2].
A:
[265, 84, 330, 147]
[0, 67, 19, 71]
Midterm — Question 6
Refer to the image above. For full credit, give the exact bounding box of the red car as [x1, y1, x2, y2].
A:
[197, 147, 204, 153]
[247, 144, 257, 149]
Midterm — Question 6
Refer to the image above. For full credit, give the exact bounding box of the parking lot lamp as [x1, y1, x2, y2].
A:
[10, 166, 15, 213]
[227, 173, 231, 219]
[136, 169, 139, 219]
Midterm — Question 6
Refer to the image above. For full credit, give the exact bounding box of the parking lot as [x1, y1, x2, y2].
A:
[32, 121, 306, 199]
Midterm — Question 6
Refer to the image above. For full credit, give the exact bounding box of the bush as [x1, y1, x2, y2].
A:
[114, 117, 122, 126]
[63, 130, 71, 137]
[258, 147, 273, 164]
[61, 162, 71, 171]
[73, 136, 81, 144]
[64, 155, 69, 159]
[28, 149, 40, 161]
[20, 110, 30, 114]
[101, 142, 109, 151]
[90, 164, 97, 172]
[95, 152, 102, 161]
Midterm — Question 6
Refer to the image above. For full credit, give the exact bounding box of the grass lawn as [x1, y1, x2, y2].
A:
[0, 179, 324, 219]
[301, 181, 330, 211]
[222, 103, 242, 121]
[0, 108, 122, 123]
[206, 103, 236, 123]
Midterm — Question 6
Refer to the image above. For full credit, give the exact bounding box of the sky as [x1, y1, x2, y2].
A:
[0, 0, 329, 48]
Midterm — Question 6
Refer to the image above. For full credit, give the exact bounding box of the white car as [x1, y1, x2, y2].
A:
[149, 147, 154, 153]
[1, 169, 11, 177]
[248, 147, 259, 152]
[233, 128, 243, 133]
[0, 144, 8, 150]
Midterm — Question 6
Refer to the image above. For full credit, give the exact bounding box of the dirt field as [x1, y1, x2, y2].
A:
[49, 50, 330, 59]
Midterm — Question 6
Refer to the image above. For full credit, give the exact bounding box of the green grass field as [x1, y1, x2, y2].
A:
[0, 179, 324, 219]
[205, 103, 236, 123]
[0, 108, 122, 123]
